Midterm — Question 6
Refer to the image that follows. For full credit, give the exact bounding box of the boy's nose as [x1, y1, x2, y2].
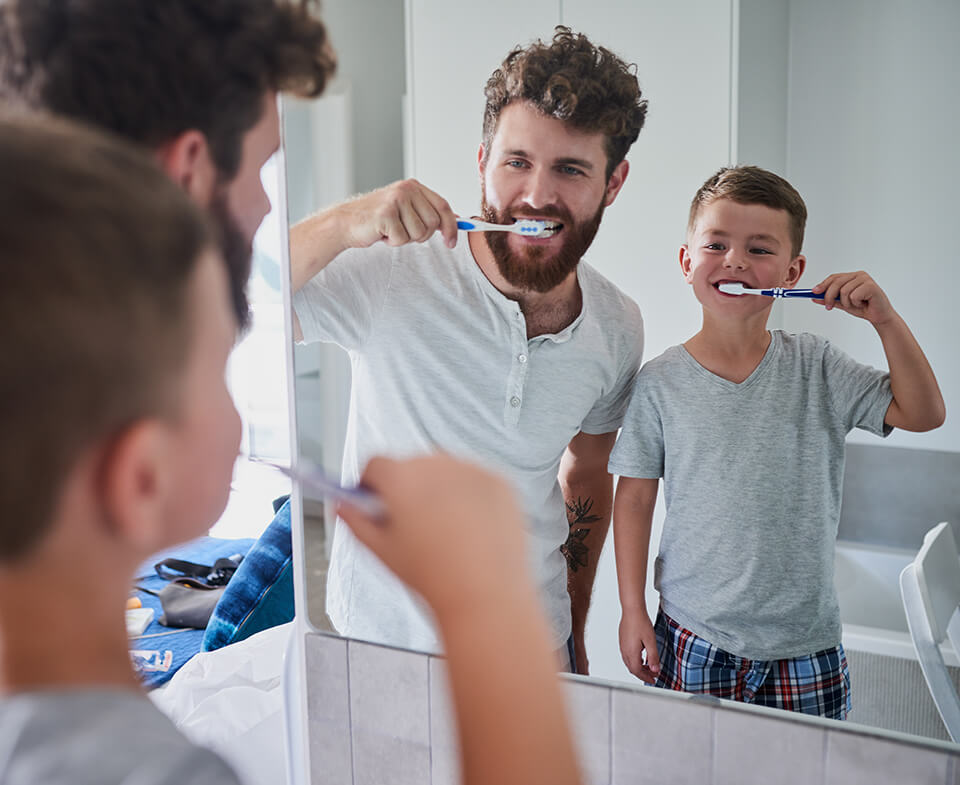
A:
[722, 250, 748, 270]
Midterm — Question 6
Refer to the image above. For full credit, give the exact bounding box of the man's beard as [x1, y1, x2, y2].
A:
[210, 188, 253, 330]
[480, 194, 605, 294]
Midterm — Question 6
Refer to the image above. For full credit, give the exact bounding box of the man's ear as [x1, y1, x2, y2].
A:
[603, 160, 629, 207]
[785, 254, 806, 287]
[679, 244, 695, 283]
[155, 130, 217, 206]
[477, 143, 487, 183]
[99, 420, 173, 553]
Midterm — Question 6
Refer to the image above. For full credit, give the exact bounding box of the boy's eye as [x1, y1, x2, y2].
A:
[750, 247, 773, 255]
[705, 242, 725, 251]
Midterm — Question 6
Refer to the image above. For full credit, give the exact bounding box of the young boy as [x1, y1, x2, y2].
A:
[610, 165, 944, 719]
[0, 114, 582, 785]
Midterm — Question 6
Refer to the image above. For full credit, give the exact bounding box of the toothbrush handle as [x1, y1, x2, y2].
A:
[762, 288, 838, 300]
[457, 219, 479, 231]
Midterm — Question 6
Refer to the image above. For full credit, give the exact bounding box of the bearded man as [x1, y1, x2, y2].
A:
[291, 26, 647, 674]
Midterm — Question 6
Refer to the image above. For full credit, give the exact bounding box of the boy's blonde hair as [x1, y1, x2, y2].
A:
[688, 166, 807, 257]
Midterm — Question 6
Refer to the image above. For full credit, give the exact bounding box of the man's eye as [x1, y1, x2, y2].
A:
[506, 160, 527, 169]
[559, 165, 583, 176]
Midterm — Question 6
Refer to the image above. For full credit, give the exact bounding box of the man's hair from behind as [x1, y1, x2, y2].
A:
[0, 114, 215, 562]
[688, 165, 808, 258]
[482, 25, 648, 180]
[0, 0, 337, 326]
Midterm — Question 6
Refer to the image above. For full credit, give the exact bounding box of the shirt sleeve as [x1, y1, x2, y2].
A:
[580, 303, 644, 434]
[607, 362, 665, 478]
[292, 244, 395, 351]
[821, 339, 894, 437]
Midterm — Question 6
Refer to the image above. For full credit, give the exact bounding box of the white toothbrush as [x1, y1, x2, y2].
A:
[456, 217, 559, 237]
[718, 282, 837, 300]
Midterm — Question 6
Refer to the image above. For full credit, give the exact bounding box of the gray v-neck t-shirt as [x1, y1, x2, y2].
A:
[609, 330, 892, 660]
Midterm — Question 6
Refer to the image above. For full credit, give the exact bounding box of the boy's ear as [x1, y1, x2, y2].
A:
[679, 245, 695, 283]
[785, 254, 806, 287]
[99, 420, 174, 553]
[603, 160, 629, 207]
[155, 130, 217, 207]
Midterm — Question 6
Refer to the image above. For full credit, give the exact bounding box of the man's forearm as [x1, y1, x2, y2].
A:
[562, 481, 613, 639]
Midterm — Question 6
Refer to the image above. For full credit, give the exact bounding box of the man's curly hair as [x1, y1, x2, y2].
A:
[482, 26, 647, 180]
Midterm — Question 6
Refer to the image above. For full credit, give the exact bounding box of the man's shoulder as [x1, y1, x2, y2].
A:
[578, 262, 642, 324]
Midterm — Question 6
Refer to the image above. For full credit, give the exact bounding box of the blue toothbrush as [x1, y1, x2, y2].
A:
[456, 217, 557, 237]
[718, 283, 837, 299]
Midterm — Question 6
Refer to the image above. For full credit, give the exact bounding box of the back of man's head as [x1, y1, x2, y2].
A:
[0, 113, 214, 562]
[0, 0, 336, 325]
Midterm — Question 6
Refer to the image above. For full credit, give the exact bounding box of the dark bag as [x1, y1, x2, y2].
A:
[149, 555, 244, 629]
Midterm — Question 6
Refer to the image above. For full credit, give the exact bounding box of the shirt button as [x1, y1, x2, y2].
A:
[518, 354, 527, 364]
[510, 396, 521, 408]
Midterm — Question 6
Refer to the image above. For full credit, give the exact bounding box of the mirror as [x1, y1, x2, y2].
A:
[282, 0, 960, 748]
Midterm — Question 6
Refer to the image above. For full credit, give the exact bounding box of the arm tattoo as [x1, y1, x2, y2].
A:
[561, 496, 601, 573]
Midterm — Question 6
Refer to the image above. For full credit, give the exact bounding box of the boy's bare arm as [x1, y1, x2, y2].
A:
[813, 271, 945, 432]
[613, 476, 661, 683]
[339, 455, 583, 785]
[559, 430, 617, 675]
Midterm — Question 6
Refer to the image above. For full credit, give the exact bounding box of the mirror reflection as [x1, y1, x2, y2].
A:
[285, 0, 960, 746]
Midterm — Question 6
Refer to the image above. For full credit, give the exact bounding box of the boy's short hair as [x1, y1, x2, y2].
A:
[482, 25, 648, 180]
[688, 166, 807, 257]
[0, 114, 215, 562]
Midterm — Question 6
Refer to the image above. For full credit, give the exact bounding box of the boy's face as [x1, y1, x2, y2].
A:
[478, 100, 628, 292]
[680, 198, 805, 315]
[159, 250, 243, 547]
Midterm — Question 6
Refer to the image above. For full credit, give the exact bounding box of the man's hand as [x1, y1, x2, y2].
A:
[811, 270, 895, 325]
[338, 178, 460, 251]
[619, 608, 660, 684]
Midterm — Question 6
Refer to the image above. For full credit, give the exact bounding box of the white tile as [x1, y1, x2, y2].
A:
[429, 655, 461, 785]
[612, 688, 714, 785]
[304, 633, 353, 785]
[713, 706, 825, 785]
[825, 728, 951, 785]
[563, 677, 611, 785]
[348, 640, 430, 785]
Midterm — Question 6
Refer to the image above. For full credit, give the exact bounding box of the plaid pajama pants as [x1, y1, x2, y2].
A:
[654, 609, 851, 720]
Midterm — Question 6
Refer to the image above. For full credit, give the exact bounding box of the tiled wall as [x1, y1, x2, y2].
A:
[304, 632, 960, 785]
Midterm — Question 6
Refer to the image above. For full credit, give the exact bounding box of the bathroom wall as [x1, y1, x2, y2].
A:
[304, 631, 960, 784]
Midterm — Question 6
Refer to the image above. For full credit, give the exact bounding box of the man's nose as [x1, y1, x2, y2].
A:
[522, 166, 558, 208]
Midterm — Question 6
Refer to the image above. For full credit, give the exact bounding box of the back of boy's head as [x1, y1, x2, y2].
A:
[0, 113, 215, 563]
[688, 165, 807, 257]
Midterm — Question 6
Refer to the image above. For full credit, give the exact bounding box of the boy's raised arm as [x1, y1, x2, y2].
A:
[813, 271, 945, 432]
[338, 455, 583, 785]
[613, 476, 661, 683]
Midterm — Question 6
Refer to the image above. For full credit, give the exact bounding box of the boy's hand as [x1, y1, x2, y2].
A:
[619, 608, 661, 684]
[337, 454, 530, 622]
[811, 271, 895, 325]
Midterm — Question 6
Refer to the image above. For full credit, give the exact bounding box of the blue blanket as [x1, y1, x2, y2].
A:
[130, 536, 255, 689]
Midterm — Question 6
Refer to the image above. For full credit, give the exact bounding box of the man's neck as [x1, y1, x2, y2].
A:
[467, 232, 582, 337]
[0, 561, 140, 695]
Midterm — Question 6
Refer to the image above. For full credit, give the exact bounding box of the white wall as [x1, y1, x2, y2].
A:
[782, 0, 960, 453]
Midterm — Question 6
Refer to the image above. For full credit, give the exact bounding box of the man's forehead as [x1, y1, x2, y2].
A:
[489, 103, 607, 161]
